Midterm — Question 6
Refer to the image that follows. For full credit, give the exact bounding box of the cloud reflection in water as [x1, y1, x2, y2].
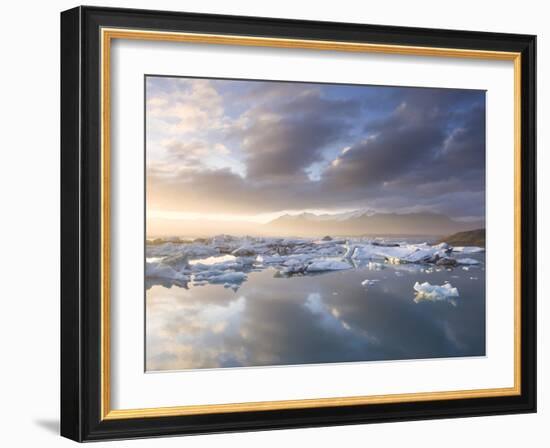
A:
[146, 262, 485, 371]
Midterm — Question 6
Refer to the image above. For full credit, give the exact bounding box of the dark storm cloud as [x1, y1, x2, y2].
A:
[317, 87, 486, 216]
[325, 89, 484, 188]
[147, 167, 329, 214]
[233, 86, 361, 180]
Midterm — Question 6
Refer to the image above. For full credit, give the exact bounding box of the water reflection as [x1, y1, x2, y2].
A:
[146, 254, 485, 371]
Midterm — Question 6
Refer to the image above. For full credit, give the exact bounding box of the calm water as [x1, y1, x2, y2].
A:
[146, 251, 485, 371]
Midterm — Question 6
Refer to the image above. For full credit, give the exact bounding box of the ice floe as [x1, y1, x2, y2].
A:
[146, 261, 189, 282]
[145, 235, 484, 289]
[413, 281, 459, 305]
[306, 259, 352, 272]
[350, 242, 449, 264]
[231, 245, 257, 257]
[361, 279, 379, 287]
[367, 261, 385, 271]
[453, 246, 485, 254]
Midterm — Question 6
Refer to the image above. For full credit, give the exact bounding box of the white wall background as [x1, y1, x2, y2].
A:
[0, 0, 546, 446]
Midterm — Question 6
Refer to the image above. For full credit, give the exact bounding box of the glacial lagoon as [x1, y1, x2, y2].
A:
[145, 236, 486, 371]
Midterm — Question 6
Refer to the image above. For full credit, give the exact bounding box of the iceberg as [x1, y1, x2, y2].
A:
[306, 259, 352, 272]
[200, 271, 247, 285]
[231, 245, 257, 257]
[192, 260, 242, 272]
[256, 254, 284, 264]
[145, 235, 482, 289]
[162, 253, 191, 270]
[367, 261, 385, 270]
[453, 246, 484, 254]
[277, 258, 308, 275]
[146, 261, 189, 282]
[361, 279, 379, 287]
[147, 242, 219, 259]
[413, 281, 459, 305]
[351, 242, 447, 264]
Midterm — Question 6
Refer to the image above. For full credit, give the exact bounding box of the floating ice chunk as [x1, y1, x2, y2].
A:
[391, 264, 424, 274]
[189, 254, 236, 266]
[394, 271, 404, 277]
[147, 242, 219, 259]
[351, 243, 445, 264]
[361, 279, 379, 287]
[256, 254, 284, 264]
[146, 235, 484, 289]
[194, 261, 241, 272]
[306, 259, 352, 272]
[390, 247, 440, 264]
[206, 272, 247, 285]
[278, 237, 311, 247]
[231, 245, 257, 257]
[312, 245, 347, 257]
[368, 261, 385, 270]
[413, 281, 459, 305]
[352, 245, 387, 261]
[286, 253, 315, 263]
[146, 261, 189, 281]
[236, 256, 256, 266]
[453, 246, 484, 254]
[470, 276, 479, 280]
[277, 259, 308, 275]
[457, 257, 480, 265]
[371, 241, 400, 247]
[435, 257, 457, 267]
[162, 254, 189, 271]
[343, 242, 357, 259]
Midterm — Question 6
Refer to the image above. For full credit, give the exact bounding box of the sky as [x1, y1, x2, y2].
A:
[146, 76, 486, 230]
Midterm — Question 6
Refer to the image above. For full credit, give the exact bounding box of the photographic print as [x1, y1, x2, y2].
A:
[145, 76, 486, 372]
[61, 9, 536, 439]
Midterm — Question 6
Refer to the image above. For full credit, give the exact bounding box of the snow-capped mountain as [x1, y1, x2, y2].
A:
[272, 208, 376, 222]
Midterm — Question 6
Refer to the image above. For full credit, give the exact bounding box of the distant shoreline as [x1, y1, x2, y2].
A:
[438, 229, 485, 247]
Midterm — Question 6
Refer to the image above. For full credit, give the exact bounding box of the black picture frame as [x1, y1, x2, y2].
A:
[61, 5, 536, 442]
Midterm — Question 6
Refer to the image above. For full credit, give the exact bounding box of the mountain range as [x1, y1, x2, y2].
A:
[147, 209, 483, 238]
[265, 209, 483, 237]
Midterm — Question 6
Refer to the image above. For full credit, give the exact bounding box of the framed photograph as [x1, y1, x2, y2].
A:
[60, 6, 536, 442]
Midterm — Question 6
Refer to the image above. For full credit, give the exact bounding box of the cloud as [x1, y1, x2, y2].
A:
[159, 139, 230, 170]
[146, 77, 486, 219]
[230, 85, 361, 180]
[146, 272, 481, 370]
[146, 78, 225, 135]
[319, 88, 485, 214]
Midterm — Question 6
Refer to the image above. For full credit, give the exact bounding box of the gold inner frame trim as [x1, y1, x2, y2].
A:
[100, 27, 522, 421]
